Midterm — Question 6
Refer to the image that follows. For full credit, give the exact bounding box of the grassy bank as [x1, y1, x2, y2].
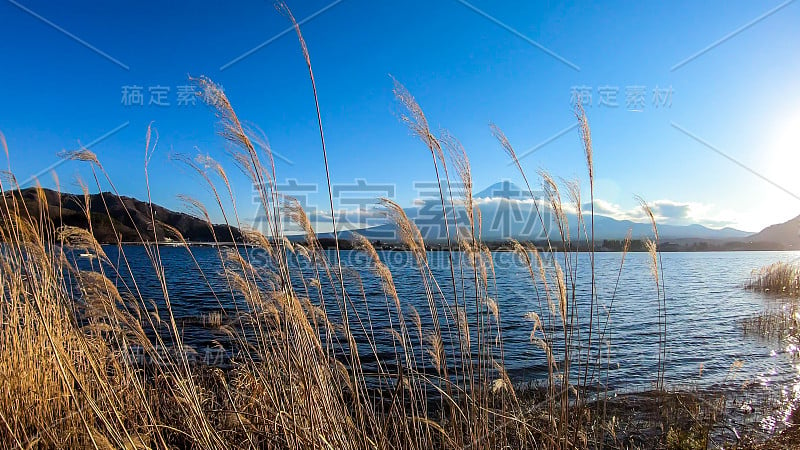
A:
[0, 5, 739, 449]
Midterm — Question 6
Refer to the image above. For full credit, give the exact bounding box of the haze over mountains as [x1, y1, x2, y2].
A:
[7, 185, 799, 249]
[335, 181, 753, 244]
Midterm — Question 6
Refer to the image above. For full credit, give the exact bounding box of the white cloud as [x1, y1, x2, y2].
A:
[582, 199, 742, 229]
[426, 195, 740, 229]
[472, 196, 539, 206]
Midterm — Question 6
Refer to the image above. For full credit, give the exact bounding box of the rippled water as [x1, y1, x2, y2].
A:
[88, 247, 800, 408]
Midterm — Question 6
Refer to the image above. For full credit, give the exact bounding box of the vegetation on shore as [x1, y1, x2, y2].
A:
[747, 262, 800, 297]
[735, 263, 800, 449]
[0, 36, 659, 450]
[3, 4, 794, 449]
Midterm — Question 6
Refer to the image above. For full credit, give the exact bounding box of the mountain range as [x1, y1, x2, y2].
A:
[331, 181, 752, 244]
[5, 185, 800, 249]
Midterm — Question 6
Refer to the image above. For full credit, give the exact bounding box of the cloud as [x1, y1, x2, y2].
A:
[416, 195, 737, 229]
[652, 201, 691, 221]
[583, 199, 740, 229]
[583, 199, 641, 220]
[472, 197, 538, 206]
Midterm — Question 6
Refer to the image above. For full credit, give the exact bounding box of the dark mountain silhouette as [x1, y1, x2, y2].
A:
[747, 214, 800, 249]
[4, 188, 241, 244]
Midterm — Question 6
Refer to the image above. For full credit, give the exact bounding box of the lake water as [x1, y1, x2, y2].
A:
[86, 247, 800, 422]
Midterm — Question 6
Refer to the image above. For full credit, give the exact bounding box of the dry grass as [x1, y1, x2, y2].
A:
[0, 4, 685, 449]
[0, 117, 668, 449]
[747, 262, 800, 296]
[741, 305, 800, 340]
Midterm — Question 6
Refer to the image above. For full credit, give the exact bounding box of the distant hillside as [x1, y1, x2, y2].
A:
[3, 188, 241, 244]
[329, 181, 751, 243]
[748, 214, 800, 249]
[5, 185, 772, 249]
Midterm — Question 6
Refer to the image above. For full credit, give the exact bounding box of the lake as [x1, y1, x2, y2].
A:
[85, 246, 800, 422]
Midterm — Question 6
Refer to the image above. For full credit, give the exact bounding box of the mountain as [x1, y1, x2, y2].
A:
[3, 188, 241, 244]
[747, 214, 800, 249]
[333, 181, 751, 243]
[5, 184, 758, 247]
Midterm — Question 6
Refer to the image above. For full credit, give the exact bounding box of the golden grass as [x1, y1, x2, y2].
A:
[0, 5, 681, 449]
[747, 262, 800, 296]
[0, 115, 660, 449]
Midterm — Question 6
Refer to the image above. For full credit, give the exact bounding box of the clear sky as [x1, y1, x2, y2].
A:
[1, 0, 799, 232]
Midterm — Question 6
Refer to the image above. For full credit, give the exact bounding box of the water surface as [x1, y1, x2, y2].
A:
[86, 247, 800, 408]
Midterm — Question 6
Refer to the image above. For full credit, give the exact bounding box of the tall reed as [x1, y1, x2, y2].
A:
[0, 4, 672, 448]
[747, 261, 800, 296]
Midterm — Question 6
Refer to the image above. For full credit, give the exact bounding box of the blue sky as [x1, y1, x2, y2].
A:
[1, 0, 799, 232]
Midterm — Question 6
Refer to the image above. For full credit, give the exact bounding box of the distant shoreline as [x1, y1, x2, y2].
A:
[102, 239, 798, 252]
